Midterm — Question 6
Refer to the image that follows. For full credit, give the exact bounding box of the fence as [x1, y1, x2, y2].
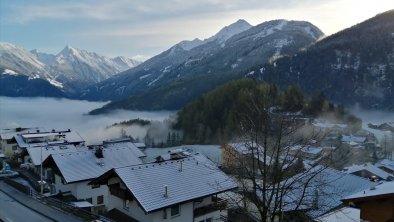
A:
[5, 178, 113, 222]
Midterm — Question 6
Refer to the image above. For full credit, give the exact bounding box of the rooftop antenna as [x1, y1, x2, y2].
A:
[163, 185, 168, 198]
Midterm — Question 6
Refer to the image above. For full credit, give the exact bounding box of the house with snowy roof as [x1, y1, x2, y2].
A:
[342, 181, 394, 222]
[289, 145, 323, 160]
[281, 167, 374, 220]
[343, 163, 394, 181]
[12, 129, 85, 158]
[376, 159, 394, 174]
[90, 154, 238, 222]
[0, 127, 44, 157]
[42, 144, 144, 213]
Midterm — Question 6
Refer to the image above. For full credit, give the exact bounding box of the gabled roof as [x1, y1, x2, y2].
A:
[93, 154, 237, 213]
[104, 142, 146, 158]
[0, 127, 44, 140]
[282, 166, 374, 218]
[315, 207, 360, 222]
[26, 144, 79, 166]
[343, 181, 394, 201]
[341, 135, 366, 144]
[344, 163, 393, 180]
[15, 130, 85, 148]
[46, 146, 143, 183]
[290, 145, 323, 155]
[228, 142, 264, 155]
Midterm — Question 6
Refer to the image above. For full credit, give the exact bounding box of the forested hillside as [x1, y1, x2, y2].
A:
[175, 79, 360, 144]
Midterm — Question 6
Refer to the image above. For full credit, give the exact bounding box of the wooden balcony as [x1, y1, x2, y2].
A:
[194, 198, 227, 218]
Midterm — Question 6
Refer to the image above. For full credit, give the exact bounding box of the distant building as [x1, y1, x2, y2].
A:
[282, 167, 374, 220]
[0, 127, 43, 157]
[314, 207, 360, 222]
[343, 163, 394, 181]
[222, 142, 265, 168]
[343, 181, 394, 222]
[90, 154, 238, 222]
[376, 159, 394, 174]
[289, 145, 323, 160]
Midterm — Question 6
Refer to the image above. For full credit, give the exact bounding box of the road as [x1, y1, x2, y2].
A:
[0, 191, 53, 222]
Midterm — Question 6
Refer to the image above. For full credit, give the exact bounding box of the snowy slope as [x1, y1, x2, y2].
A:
[0, 42, 49, 78]
[0, 42, 142, 94]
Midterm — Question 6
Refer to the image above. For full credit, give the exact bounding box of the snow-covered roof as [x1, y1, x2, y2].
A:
[343, 181, 394, 200]
[282, 166, 374, 218]
[0, 127, 44, 140]
[344, 163, 393, 180]
[46, 146, 143, 183]
[97, 154, 237, 213]
[376, 159, 394, 172]
[341, 135, 366, 144]
[312, 120, 347, 129]
[104, 141, 146, 158]
[228, 142, 264, 155]
[315, 207, 360, 222]
[290, 145, 323, 155]
[26, 144, 79, 166]
[133, 143, 146, 148]
[15, 130, 85, 148]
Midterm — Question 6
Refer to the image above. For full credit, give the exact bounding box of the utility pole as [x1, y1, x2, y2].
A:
[40, 146, 43, 195]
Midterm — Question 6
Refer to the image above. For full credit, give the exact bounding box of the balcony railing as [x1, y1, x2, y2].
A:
[194, 198, 227, 218]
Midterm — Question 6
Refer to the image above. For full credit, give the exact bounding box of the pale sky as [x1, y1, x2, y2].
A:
[1, 0, 394, 58]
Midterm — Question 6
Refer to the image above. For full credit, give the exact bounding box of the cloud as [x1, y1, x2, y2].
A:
[4, 0, 326, 24]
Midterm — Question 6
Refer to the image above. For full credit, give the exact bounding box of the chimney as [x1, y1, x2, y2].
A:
[179, 161, 183, 172]
[95, 148, 104, 158]
[163, 185, 168, 198]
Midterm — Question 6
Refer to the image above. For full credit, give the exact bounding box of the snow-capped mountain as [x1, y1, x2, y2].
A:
[249, 9, 394, 111]
[0, 42, 49, 79]
[176, 19, 252, 51]
[85, 19, 324, 113]
[0, 43, 142, 96]
[30, 49, 56, 65]
[206, 19, 252, 43]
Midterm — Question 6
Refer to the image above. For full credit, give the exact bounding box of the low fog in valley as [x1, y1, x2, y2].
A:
[0, 96, 173, 144]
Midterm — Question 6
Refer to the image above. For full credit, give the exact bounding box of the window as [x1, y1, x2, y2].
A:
[92, 184, 100, 189]
[170, 205, 180, 217]
[97, 195, 104, 205]
[206, 218, 212, 222]
[163, 209, 167, 219]
[123, 199, 129, 211]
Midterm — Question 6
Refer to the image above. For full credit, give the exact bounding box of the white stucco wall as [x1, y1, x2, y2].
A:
[108, 194, 195, 222]
[54, 174, 108, 206]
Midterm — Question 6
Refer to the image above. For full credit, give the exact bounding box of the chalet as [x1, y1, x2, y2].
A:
[222, 142, 264, 168]
[341, 135, 367, 147]
[342, 181, 394, 222]
[376, 159, 394, 174]
[344, 163, 394, 181]
[0, 127, 43, 157]
[281, 167, 374, 220]
[42, 145, 144, 213]
[314, 207, 360, 222]
[14, 129, 85, 149]
[21, 144, 80, 174]
[90, 154, 238, 222]
[289, 145, 323, 160]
